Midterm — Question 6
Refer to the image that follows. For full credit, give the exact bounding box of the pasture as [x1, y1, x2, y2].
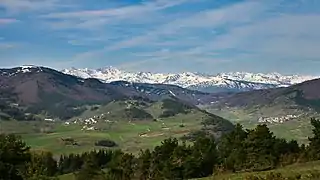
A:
[0, 112, 203, 155]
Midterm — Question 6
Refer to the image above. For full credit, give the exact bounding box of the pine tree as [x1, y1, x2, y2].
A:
[75, 155, 106, 180]
[191, 135, 218, 177]
[24, 151, 57, 179]
[137, 149, 151, 180]
[0, 134, 31, 180]
[244, 124, 277, 171]
[105, 152, 135, 180]
[218, 123, 248, 172]
[308, 118, 320, 160]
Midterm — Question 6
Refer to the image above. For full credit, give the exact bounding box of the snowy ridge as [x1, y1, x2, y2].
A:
[61, 67, 319, 92]
[0, 65, 44, 77]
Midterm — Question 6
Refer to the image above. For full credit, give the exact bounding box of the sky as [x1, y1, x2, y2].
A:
[0, 0, 320, 74]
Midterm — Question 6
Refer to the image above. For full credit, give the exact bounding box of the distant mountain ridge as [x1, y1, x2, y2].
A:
[207, 77, 320, 117]
[0, 65, 216, 120]
[0, 65, 235, 138]
[62, 67, 319, 92]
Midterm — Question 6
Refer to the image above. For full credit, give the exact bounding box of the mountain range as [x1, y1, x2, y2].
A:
[0, 65, 216, 120]
[62, 67, 319, 93]
[0, 65, 235, 139]
[1, 65, 320, 122]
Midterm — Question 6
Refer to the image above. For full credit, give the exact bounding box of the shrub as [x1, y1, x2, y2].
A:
[124, 107, 153, 120]
[95, 139, 117, 147]
[159, 110, 176, 118]
[90, 106, 99, 111]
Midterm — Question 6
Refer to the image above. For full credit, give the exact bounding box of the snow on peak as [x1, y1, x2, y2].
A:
[17, 65, 42, 73]
[20, 65, 37, 69]
[61, 67, 319, 91]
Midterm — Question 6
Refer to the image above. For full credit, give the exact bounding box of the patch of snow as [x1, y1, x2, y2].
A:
[168, 90, 176, 97]
[20, 65, 37, 69]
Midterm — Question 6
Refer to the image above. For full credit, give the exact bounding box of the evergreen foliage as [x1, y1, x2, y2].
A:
[0, 134, 31, 180]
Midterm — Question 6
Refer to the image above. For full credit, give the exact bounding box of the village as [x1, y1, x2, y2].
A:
[258, 114, 300, 124]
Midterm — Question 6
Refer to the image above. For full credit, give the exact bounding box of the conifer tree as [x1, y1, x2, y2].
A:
[244, 124, 277, 171]
[24, 151, 57, 179]
[137, 149, 151, 180]
[218, 123, 248, 172]
[0, 134, 31, 180]
[75, 155, 106, 180]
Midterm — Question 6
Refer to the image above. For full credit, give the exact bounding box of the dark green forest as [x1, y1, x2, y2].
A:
[2, 118, 320, 180]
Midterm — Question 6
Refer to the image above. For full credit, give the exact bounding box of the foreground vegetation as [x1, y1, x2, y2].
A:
[198, 161, 320, 180]
[2, 118, 320, 180]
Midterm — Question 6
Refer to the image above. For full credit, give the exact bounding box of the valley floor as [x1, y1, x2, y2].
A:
[0, 112, 203, 155]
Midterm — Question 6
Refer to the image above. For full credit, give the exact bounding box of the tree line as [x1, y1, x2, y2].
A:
[2, 118, 320, 180]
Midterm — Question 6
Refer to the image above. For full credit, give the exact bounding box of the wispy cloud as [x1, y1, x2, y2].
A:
[107, 1, 269, 51]
[42, 0, 189, 19]
[0, 18, 18, 25]
[41, 0, 192, 30]
[0, 43, 15, 49]
[72, 0, 271, 61]
[192, 14, 320, 60]
[0, 0, 66, 14]
[0, 40, 22, 50]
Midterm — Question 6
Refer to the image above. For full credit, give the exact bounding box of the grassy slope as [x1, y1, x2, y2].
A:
[59, 173, 74, 180]
[196, 161, 320, 180]
[206, 107, 319, 144]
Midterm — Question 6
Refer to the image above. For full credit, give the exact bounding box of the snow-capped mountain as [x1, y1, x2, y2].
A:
[61, 67, 319, 93]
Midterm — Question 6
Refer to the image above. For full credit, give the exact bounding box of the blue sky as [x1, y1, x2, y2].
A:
[0, 0, 320, 74]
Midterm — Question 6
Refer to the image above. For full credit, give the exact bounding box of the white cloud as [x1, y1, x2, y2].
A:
[0, 0, 67, 14]
[0, 18, 19, 24]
